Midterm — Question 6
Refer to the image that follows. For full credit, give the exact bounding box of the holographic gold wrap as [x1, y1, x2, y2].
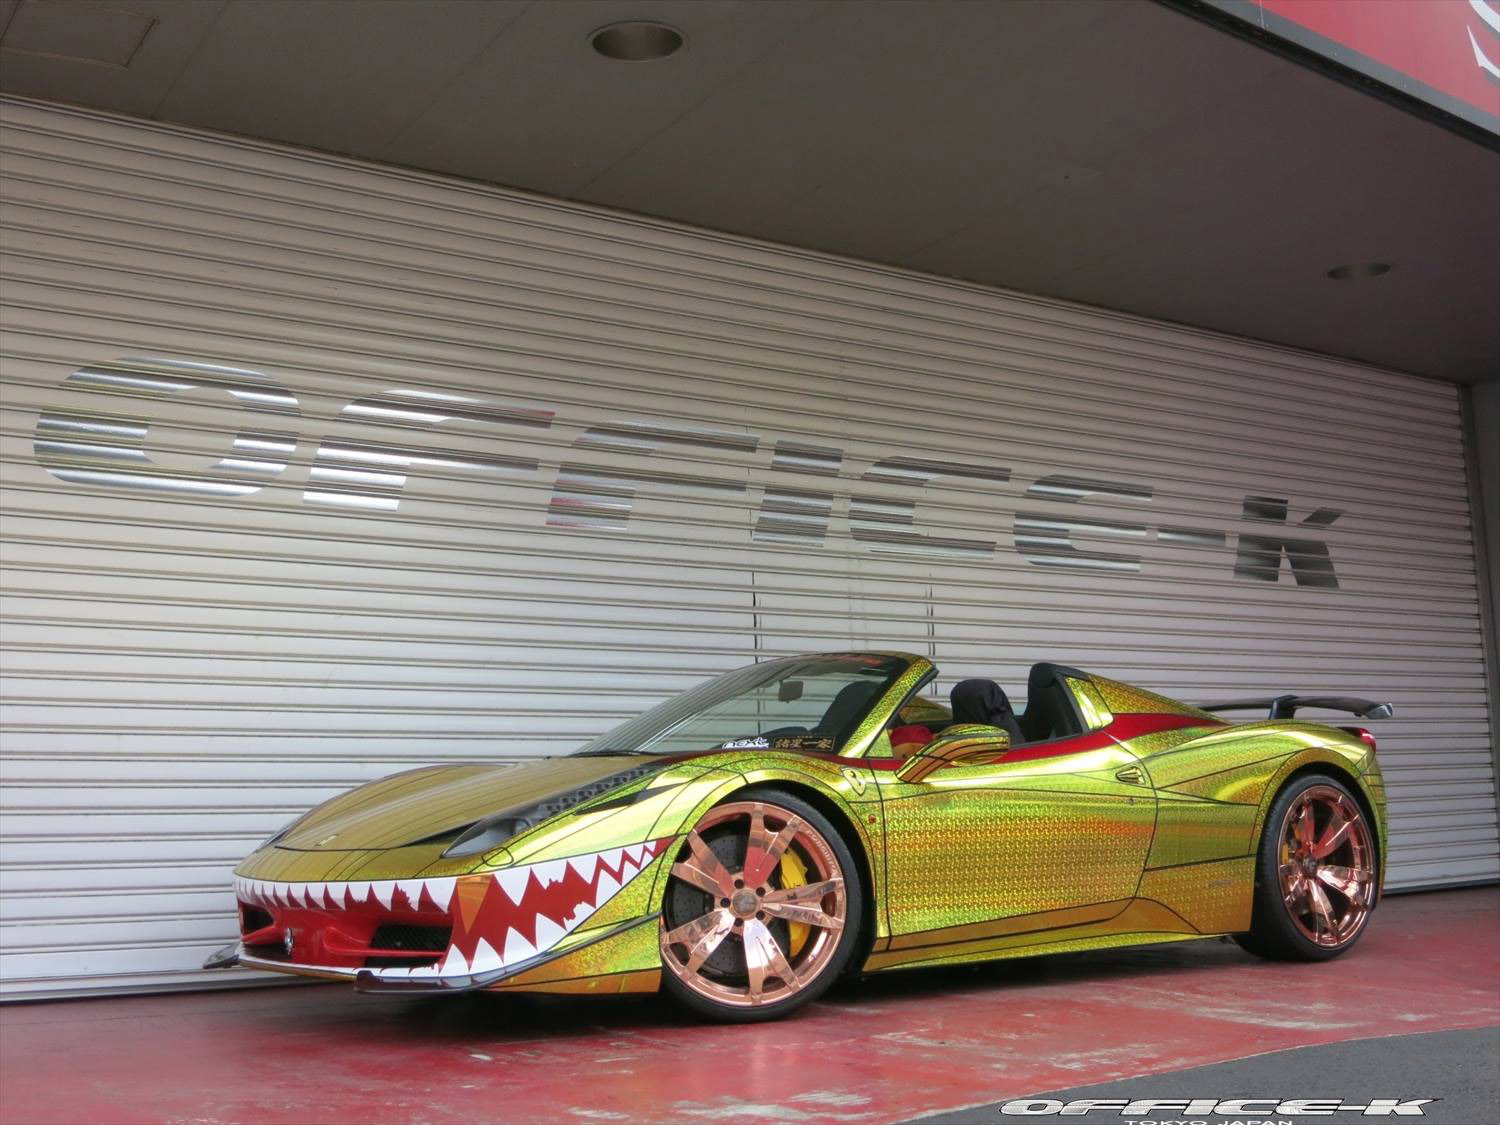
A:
[492, 917, 663, 994]
[1092, 675, 1221, 721]
[872, 739, 1157, 963]
[224, 651, 1388, 994]
[1068, 677, 1114, 729]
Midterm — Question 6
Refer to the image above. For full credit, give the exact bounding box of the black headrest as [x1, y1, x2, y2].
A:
[1028, 661, 1088, 694]
[817, 681, 880, 736]
[951, 679, 1016, 727]
[1021, 662, 1090, 741]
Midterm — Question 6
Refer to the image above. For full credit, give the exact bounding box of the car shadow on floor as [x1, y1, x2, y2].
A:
[282, 934, 1252, 1046]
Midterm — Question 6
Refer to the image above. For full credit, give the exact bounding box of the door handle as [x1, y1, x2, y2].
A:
[1115, 765, 1146, 785]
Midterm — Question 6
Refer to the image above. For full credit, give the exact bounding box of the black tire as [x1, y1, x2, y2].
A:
[1236, 772, 1379, 961]
[658, 788, 865, 1023]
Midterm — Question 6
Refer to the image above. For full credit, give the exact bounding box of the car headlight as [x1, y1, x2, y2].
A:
[441, 764, 666, 858]
[259, 816, 302, 849]
[442, 813, 536, 858]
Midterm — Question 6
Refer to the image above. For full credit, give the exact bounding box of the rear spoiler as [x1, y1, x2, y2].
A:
[1199, 695, 1395, 721]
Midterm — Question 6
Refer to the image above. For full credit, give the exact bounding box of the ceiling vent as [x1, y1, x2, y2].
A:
[589, 21, 684, 62]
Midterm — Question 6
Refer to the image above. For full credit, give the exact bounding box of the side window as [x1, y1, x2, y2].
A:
[873, 692, 950, 759]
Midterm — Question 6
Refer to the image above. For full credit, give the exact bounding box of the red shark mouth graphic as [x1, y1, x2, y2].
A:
[233, 838, 674, 983]
[441, 838, 673, 977]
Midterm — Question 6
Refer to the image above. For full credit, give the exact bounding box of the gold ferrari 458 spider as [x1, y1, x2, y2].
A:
[206, 652, 1390, 1021]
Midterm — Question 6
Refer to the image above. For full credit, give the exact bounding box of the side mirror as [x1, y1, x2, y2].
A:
[895, 725, 1011, 783]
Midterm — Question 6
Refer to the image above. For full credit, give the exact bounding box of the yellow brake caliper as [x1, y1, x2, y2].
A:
[778, 848, 811, 956]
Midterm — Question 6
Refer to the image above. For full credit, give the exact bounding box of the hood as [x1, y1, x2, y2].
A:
[276, 755, 662, 852]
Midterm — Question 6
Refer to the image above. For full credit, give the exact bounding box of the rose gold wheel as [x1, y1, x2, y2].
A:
[660, 799, 848, 1010]
[1276, 783, 1375, 948]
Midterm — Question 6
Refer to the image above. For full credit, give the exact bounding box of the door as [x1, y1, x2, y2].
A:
[873, 732, 1156, 960]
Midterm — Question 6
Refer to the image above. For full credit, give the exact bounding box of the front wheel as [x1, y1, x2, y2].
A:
[658, 790, 862, 1022]
[1236, 774, 1378, 961]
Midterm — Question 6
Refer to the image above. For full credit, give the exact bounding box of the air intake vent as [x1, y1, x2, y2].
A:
[369, 923, 450, 952]
[239, 903, 273, 935]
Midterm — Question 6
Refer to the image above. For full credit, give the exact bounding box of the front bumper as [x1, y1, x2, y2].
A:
[206, 839, 673, 993]
[204, 912, 654, 994]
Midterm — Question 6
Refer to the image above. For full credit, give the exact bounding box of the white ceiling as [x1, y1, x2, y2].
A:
[2, 0, 1497, 382]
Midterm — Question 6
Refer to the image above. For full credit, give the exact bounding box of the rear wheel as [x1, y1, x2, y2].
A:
[658, 791, 862, 1022]
[1236, 774, 1377, 960]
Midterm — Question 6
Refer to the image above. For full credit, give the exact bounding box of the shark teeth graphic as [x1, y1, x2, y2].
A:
[502, 928, 538, 966]
[441, 838, 674, 978]
[231, 838, 672, 982]
[422, 877, 455, 912]
[234, 874, 458, 914]
[469, 937, 502, 974]
[494, 866, 531, 906]
[396, 879, 425, 910]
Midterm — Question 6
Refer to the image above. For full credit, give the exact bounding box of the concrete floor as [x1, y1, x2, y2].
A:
[1, 888, 1496, 1124]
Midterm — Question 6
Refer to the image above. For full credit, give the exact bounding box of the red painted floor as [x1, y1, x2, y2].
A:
[2, 888, 1496, 1125]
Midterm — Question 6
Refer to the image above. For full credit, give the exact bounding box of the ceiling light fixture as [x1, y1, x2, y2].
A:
[589, 21, 684, 62]
[1326, 262, 1392, 281]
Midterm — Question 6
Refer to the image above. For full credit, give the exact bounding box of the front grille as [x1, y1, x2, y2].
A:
[239, 904, 273, 934]
[370, 923, 451, 952]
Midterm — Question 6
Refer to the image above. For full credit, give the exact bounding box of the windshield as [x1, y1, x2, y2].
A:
[574, 653, 913, 756]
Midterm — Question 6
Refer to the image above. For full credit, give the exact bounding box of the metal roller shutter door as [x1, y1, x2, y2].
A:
[1, 97, 1494, 998]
